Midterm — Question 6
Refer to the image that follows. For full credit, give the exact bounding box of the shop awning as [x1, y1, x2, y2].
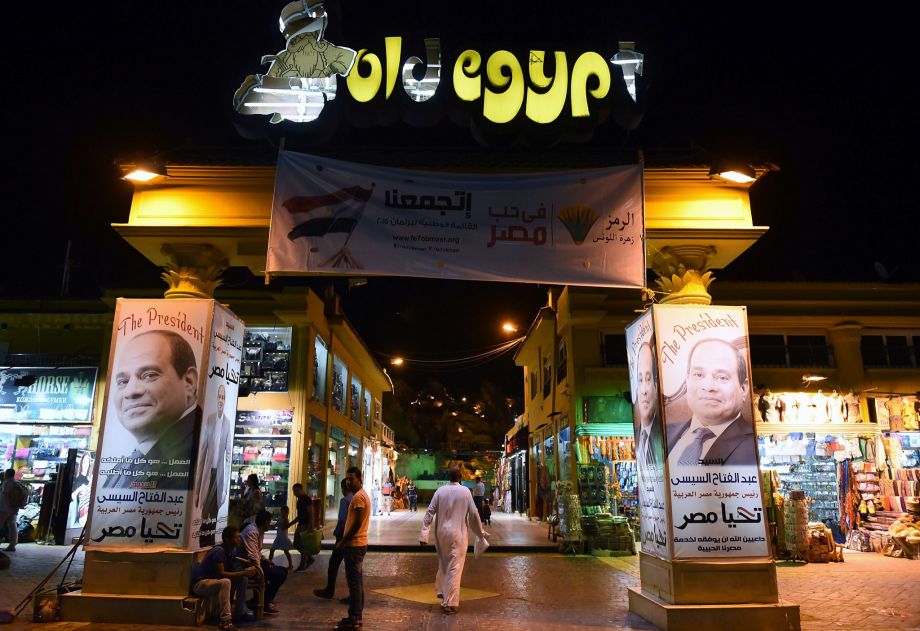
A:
[575, 422, 634, 437]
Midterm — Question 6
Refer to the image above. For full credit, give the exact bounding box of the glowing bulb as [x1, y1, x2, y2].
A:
[390, 357, 404, 366]
[123, 169, 162, 183]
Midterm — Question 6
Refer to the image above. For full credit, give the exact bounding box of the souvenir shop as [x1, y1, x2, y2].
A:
[568, 394, 638, 554]
[755, 389, 920, 560]
[0, 366, 98, 541]
[500, 422, 528, 514]
[229, 409, 293, 518]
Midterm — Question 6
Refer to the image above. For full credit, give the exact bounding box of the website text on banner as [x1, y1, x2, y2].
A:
[267, 151, 645, 288]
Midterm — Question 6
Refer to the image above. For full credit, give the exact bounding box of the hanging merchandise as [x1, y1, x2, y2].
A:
[784, 490, 809, 561]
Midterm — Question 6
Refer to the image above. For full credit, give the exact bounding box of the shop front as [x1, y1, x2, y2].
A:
[0, 366, 98, 542]
[229, 409, 293, 519]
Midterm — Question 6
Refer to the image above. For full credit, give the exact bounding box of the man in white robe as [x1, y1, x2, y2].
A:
[419, 465, 488, 614]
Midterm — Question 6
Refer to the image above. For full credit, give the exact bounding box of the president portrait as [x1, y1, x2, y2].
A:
[666, 338, 757, 467]
[102, 330, 201, 490]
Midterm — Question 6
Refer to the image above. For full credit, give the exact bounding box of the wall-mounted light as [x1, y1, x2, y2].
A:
[709, 163, 756, 184]
[802, 374, 828, 383]
[123, 160, 167, 184]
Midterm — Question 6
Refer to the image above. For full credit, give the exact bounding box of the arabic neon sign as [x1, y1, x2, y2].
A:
[233, 1, 641, 128]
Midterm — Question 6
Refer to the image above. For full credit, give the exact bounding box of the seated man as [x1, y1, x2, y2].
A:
[240, 510, 288, 615]
[191, 526, 257, 631]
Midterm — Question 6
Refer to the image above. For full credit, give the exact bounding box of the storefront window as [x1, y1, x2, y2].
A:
[230, 410, 293, 516]
[307, 417, 326, 497]
[364, 390, 372, 431]
[349, 375, 362, 424]
[544, 434, 555, 480]
[332, 355, 347, 414]
[0, 424, 92, 490]
[312, 335, 329, 403]
[241, 327, 292, 393]
[327, 427, 346, 519]
[349, 435, 360, 471]
[557, 424, 571, 481]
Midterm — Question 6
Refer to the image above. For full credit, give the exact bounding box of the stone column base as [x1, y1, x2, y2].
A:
[61, 592, 203, 626]
[628, 588, 801, 631]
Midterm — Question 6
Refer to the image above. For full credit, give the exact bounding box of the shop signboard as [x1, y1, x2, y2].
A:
[268, 151, 644, 288]
[653, 305, 770, 560]
[87, 299, 244, 550]
[0, 366, 97, 422]
[233, 2, 642, 141]
[626, 310, 668, 559]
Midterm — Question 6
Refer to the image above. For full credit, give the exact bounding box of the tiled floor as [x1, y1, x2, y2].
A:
[2, 537, 919, 630]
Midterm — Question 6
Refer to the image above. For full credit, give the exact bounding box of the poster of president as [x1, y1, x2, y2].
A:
[189, 305, 244, 549]
[88, 300, 212, 549]
[653, 305, 769, 560]
[625, 310, 669, 560]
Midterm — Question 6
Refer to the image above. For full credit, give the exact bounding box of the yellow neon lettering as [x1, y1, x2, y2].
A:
[347, 49, 383, 103]
[453, 50, 482, 102]
[570, 51, 610, 117]
[483, 50, 524, 124]
[384, 36, 401, 99]
[526, 51, 568, 124]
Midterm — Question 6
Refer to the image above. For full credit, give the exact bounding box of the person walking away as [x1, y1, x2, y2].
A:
[333, 467, 370, 631]
[288, 483, 316, 571]
[420, 465, 489, 615]
[314, 479, 353, 600]
[240, 510, 288, 615]
[407, 480, 418, 512]
[481, 498, 492, 525]
[0, 469, 26, 551]
[472, 476, 486, 521]
[381, 476, 393, 516]
[269, 506, 294, 569]
[370, 480, 380, 516]
[192, 526, 257, 631]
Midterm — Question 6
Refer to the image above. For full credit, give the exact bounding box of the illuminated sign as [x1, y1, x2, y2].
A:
[234, 0, 642, 130]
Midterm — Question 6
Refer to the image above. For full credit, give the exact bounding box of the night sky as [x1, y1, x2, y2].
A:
[9, 2, 917, 399]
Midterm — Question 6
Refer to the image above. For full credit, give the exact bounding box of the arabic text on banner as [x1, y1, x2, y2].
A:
[88, 299, 212, 549]
[189, 304, 245, 550]
[653, 305, 770, 560]
[626, 310, 669, 559]
[268, 151, 645, 288]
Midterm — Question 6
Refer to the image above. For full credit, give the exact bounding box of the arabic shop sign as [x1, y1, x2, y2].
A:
[0, 366, 98, 423]
[233, 1, 642, 132]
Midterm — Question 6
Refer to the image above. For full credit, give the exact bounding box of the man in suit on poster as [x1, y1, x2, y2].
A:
[103, 330, 201, 490]
[195, 383, 234, 547]
[634, 342, 664, 471]
[667, 338, 757, 467]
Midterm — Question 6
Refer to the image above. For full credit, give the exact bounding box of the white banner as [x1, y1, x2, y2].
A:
[654, 305, 770, 560]
[626, 310, 669, 560]
[189, 305, 244, 550]
[268, 151, 645, 288]
[89, 299, 211, 549]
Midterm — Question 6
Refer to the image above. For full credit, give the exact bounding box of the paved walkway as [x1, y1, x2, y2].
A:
[0, 544, 918, 630]
[318, 508, 555, 550]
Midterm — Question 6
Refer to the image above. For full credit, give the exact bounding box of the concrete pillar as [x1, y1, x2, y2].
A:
[160, 243, 229, 299]
[828, 323, 864, 389]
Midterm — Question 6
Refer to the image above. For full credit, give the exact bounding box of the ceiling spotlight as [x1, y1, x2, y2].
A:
[610, 41, 644, 103]
[802, 374, 828, 383]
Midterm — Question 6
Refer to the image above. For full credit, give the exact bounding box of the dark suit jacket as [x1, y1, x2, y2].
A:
[666, 415, 757, 466]
[103, 408, 202, 490]
[636, 413, 665, 469]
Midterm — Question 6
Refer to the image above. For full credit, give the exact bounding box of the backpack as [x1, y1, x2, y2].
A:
[6, 481, 28, 510]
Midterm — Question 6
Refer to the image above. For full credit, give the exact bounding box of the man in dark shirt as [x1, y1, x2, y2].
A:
[192, 526, 257, 631]
[289, 482, 316, 571]
[314, 479, 353, 599]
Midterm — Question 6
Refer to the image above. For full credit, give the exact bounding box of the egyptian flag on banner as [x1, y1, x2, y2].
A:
[284, 185, 374, 241]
